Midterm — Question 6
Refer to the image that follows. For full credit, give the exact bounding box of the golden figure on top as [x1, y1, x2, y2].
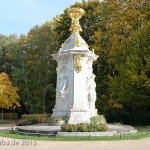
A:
[67, 8, 84, 33]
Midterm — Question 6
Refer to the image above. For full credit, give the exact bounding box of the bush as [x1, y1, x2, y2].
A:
[98, 124, 108, 131]
[60, 115, 108, 132]
[16, 118, 39, 126]
[87, 123, 108, 132]
[48, 116, 68, 126]
[27, 118, 38, 125]
[61, 124, 77, 132]
[76, 123, 87, 132]
[21, 114, 50, 123]
[16, 119, 29, 126]
[90, 115, 107, 125]
[87, 123, 99, 132]
[61, 123, 108, 132]
[48, 117, 62, 126]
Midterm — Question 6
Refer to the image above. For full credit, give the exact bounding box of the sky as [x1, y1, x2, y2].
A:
[0, 0, 84, 36]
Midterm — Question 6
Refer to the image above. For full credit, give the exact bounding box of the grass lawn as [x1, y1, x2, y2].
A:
[135, 126, 150, 130]
[0, 130, 150, 141]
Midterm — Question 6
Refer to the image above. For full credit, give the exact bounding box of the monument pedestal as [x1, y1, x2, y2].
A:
[68, 109, 97, 124]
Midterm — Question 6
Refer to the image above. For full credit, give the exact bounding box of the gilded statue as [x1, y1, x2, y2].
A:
[67, 8, 84, 33]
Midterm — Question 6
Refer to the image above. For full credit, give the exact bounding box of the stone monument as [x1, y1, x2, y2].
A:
[52, 8, 98, 124]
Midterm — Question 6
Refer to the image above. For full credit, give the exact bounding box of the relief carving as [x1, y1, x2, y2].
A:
[87, 74, 96, 109]
[56, 68, 68, 97]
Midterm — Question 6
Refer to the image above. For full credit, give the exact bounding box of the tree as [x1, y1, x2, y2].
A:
[108, 0, 150, 124]
[54, 0, 150, 124]
[22, 22, 58, 113]
[92, 0, 150, 124]
[0, 34, 18, 73]
[0, 72, 20, 120]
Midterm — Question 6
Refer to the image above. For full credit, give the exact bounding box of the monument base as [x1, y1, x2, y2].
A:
[52, 109, 68, 117]
[52, 108, 97, 124]
[15, 124, 137, 137]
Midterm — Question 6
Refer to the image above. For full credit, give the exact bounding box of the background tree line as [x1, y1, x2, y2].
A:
[0, 0, 149, 125]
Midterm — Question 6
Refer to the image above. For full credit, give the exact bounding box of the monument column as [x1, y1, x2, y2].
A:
[52, 8, 98, 124]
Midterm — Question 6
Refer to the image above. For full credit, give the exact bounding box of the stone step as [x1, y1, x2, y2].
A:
[15, 130, 56, 136]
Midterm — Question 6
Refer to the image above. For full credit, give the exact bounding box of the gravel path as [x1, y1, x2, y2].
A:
[0, 136, 150, 150]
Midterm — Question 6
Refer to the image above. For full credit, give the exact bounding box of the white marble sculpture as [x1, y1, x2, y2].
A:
[52, 8, 98, 124]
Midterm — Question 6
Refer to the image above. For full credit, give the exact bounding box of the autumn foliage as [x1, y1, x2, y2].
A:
[0, 72, 20, 109]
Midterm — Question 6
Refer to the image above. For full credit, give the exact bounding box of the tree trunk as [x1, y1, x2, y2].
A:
[43, 87, 46, 113]
[21, 57, 30, 112]
[1, 108, 3, 121]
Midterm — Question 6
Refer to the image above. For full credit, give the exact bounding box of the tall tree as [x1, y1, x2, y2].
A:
[23, 22, 58, 113]
[92, 0, 150, 124]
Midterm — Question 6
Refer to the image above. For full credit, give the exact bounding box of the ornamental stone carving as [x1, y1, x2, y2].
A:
[75, 55, 82, 73]
[87, 74, 97, 109]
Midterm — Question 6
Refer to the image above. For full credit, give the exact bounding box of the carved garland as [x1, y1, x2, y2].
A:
[75, 55, 82, 73]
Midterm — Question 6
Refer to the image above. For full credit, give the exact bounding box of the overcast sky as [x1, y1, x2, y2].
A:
[0, 0, 84, 36]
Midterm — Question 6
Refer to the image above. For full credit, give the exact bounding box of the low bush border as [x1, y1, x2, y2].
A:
[21, 114, 50, 123]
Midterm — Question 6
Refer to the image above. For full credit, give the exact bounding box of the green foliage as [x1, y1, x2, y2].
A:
[61, 123, 108, 132]
[61, 115, 108, 132]
[92, 0, 150, 124]
[90, 115, 107, 125]
[88, 123, 108, 132]
[104, 108, 150, 125]
[0, 22, 58, 114]
[48, 116, 68, 126]
[61, 124, 77, 132]
[27, 118, 38, 125]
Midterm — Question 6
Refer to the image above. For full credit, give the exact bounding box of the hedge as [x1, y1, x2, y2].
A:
[21, 114, 51, 123]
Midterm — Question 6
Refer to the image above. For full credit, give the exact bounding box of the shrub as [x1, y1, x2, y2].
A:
[87, 123, 100, 132]
[48, 117, 62, 126]
[61, 124, 77, 132]
[27, 118, 38, 125]
[61, 123, 108, 132]
[21, 114, 50, 123]
[98, 123, 108, 132]
[76, 123, 88, 132]
[90, 115, 107, 125]
[16, 118, 39, 126]
[16, 119, 29, 126]
[48, 116, 68, 126]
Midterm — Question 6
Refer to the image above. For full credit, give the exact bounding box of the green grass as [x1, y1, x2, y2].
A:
[135, 126, 150, 129]
[0, 130, 150, 141]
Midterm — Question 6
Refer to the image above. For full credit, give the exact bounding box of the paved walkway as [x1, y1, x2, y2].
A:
[0, 136, 150, 150]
